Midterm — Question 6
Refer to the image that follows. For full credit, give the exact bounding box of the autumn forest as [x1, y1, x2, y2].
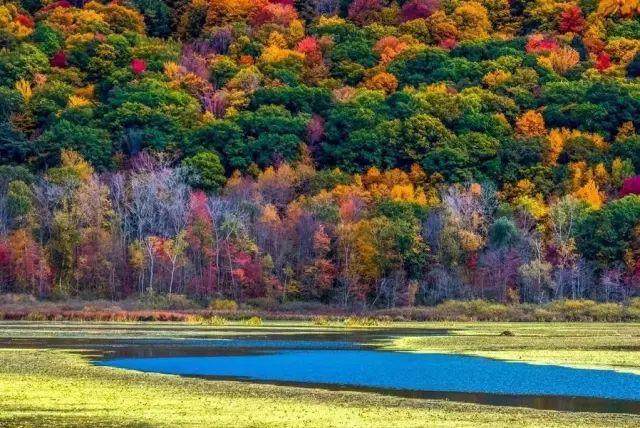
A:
[2, 0, 640, 310]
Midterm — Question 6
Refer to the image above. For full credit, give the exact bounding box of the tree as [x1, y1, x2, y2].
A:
[182, 151, 226, 192]
[155, 230, 188, 294]
[187, 120, 244, 166]
[6, 180, 32, 228]
[72, 177, 116, 297]
[129, 0, 173, 37]
[628, 52, 640, 78]
[595, 53, 611, 73]
[8, 228, 52, 296]
[336, 219, 379, 306]
[234, 104, 309, 168]
[131, 58, 147, 75]
[598, 0, 640, 18]
[620, 176, 640, 197]
[559, 6, 585, 34]
[363, 72, 398, 94]
[401, 0, 439, 22]
[400, 114, 453, 164]
[347, 0, 381, 25]
[327, 120, 400, 171]
[387, 48, 449, 87]
[516, 110, 546, 137]
[104, 78, 200, 154]
[36, 120, 113, 170]
[576, 195, 640, 266]
[518, 259, 553, 303]
[454, 1, 491, 41]
[373, 37, 409, 65]
[573, 179, 604, 209]
[489, 217, 519, 249]
[0, 44, 49, 86]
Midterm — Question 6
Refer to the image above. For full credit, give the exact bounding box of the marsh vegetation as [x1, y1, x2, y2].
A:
[1, 321, 640, 426]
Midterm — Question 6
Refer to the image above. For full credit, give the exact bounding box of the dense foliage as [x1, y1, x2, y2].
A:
[2, 0, 640, 307]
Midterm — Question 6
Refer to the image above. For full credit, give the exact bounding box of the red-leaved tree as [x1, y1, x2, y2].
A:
[559, 6, 585, 34]
[620, 176, 640, 197]
[131, 58, 147, 75]
[401, 0, 439, 22]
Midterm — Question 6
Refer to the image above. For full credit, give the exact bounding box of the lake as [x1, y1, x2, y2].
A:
[91, 331, 640, 414]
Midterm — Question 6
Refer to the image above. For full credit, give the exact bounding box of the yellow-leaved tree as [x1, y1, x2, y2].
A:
[363, 72, 399, 93]
[573, 179, 604, 210]
[15, 79, 32, 102]
[454, 1, 492, 40]
[537, 47, 580, 75]
[598, 0, 640, 18]
[516, 110, 546, 137]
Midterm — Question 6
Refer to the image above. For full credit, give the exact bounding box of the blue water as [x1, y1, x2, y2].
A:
[99, 349, 640, 401]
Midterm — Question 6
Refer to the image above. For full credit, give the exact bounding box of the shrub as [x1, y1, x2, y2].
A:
[626, 298, 640, 320]
[83, 303, 123, 312]
[546, 299, 596, 321]
[25, 311, 47, 321]
[312, 315, 329, 326]
[344, 316, 385, 328]
[0, 293, 37, 305]
[244, 316, 262, 326]
[506, 304, 537, 322]
[209, 299, 239, 311]
[472, 301, 510, 320]
[166, 294, 200, 310]
[586, 302, 623, 322]
[245, 297, 278, 310]
[184, 314, 205, 324]
[532, 307, 556, 321]
[112, 311, 136, 322]
[280, 301, 328, 312]
[430, 300, 509, 321]
[628, 298, 640, 310]
[204, 315, 228, 326]
[139, 293, 199, 310]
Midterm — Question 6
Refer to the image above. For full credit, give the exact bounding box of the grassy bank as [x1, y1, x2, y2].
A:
[1, 322, 640, 426]
[389, 322, 640, 375]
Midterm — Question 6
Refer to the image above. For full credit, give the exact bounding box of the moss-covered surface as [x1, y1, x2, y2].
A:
[1, 321, 640, 427]
[389, 322, 640, 375]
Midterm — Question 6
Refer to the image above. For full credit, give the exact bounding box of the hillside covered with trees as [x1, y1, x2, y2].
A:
[2, 0, 640, 309]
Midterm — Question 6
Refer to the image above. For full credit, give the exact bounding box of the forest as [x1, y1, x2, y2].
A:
[2, 0, 640, 309]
